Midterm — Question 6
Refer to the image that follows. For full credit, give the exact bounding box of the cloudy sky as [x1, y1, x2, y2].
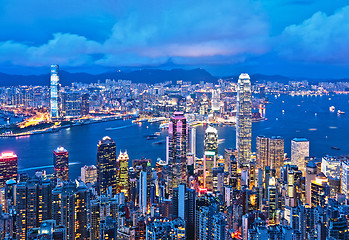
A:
[0, 0, 348, 77]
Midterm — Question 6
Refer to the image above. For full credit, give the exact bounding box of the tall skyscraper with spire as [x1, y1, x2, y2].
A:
[168, 112, 188, 192]
[97, 136, 117, 195]
[50, 64, 59, 119]
[236, 73, 252, 168]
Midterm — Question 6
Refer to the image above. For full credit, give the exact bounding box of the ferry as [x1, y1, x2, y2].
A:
[329, 106, 335, 112]
[331, 146, 340, 150]
[148, 117, 166, 123]
[159, 122, 169, 129]
[337, 110, 345, 115]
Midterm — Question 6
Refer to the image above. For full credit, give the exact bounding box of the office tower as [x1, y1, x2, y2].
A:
[204, 126, 218, 191]
[129, 168, 138, 204]
[168, 112, 188, 191]
[196, 205, 227, 240]
[190, 127, 196, 160]
[291, 138, 309, 175]
[81, 165, 97, 184]
[0, 152, 18, 188]
[311, 173, 329, 208]
[268, 136, 284, 178]
[80, 93, 89, 116]
[305, 161, 317, 205]
[236, 73, 252, 168]
[256, 136, 268, 169]
[53, 147, 69, 182]
[50, 64, 59, 119]
[268, 177, 277, 224]
[321, 155, 341, 179]
[97, 136, 117, 196]
[212, 213, 227, 240]
[139, 171, 147, 215]
[230, 157, 238, 189]
[117, 151, 129, 197]
[61, 91, 81, 118]
[211, 89, 220, 112]
[341, 160, 349, 198]
[213, 167, 224, 194]
[224, 148, 234, 173]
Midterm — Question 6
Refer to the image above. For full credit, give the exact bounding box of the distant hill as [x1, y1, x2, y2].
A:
[0, 68, 347, 87]
[0, 68, 218, 86]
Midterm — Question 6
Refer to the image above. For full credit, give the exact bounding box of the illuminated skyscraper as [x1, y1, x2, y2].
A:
[190, 127, 196, 160]
[50, 64, 59, 119]
[139, 171, 147, 215]
[311, 172, 329, 208]
[306, 161, 317, 205]
[80, 93, 89, 116]
[168, 112, 188, 191]
[204, 126, 218, 191]
[291, 138, 309, 175]
[268, 177, 277, 224]
[117, 150, 129, 197]
[268, 136, 284, 178]
[236, 73, 252, 168]
[81, 165, 97, 184]
[0, 152, 18, 188]
[256, 136, 268, 169]
[97, 136, 117, 195]
[53, 147, 69, 182]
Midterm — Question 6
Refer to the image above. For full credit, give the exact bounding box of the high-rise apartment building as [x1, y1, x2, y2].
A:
[256, 136, 268, 169]
[168, 112, 188, 191]
[0, 152, 17, 188]
[291, 138, 309, 175]
[50, 64, 59, 119]
[53, 147, 69, 182]
[97, 136, 117, 196]
[236, 73, 252, 168]
[268, 136, 284, 178]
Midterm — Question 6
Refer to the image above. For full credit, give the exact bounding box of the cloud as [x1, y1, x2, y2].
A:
[278, 5, 349, 63]
[0, 0, 270, 68]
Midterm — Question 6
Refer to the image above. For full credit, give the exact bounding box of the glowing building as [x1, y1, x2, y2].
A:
[204, 126, 218, 191]
[117, 150, 129, 196]
[0, 152, 18, 188]
[81, 165, 97, 184]
[50, 64, 60, 119]
[236, 73, 252, 168]
[97, 136, 117, 195]
[53, 147, 69, 182]
[168, 112, 188, 192]
[291, 138, 309, 175]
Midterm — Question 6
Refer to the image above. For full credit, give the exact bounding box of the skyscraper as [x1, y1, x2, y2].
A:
[50, 64, 59, 119]
[211, 89, 220, 112]
[0, 152, 17, 188]
[256, 136, 268, 169]
[168, 112, 188, 191]
[53, 147, 69, 182]
[117, 150, 129, 197]
[268, 136, 284, 178]
[80, 93, 89, 116]
[81, 165, 97, 184]
[291, 138, 309, 175]
[190, 127, 196, 160]
[61, 91, 81, 118]
[306, 161, 317, 205]
[97, 136, 117, 196]
[236, 73, 252, 168]
[204, 126, 218, 191]
[139, 171, 147, 215]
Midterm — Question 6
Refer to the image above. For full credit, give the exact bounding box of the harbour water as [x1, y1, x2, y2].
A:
[0, 94, 349, 179]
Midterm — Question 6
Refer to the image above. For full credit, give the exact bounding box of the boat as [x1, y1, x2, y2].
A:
[159, 122, 169, 129]
[337, 110, 345, 115]
[331, 146, 340, 150]
[329, 106, 335, 112]
[153, 140, 165, 145]
[154, 132, 161, 136]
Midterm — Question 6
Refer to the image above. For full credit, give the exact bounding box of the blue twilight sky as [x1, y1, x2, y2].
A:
[0, 0, 348, 78]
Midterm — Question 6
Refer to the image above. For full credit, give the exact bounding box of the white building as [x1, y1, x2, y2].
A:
[291, 138, 309, 175]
